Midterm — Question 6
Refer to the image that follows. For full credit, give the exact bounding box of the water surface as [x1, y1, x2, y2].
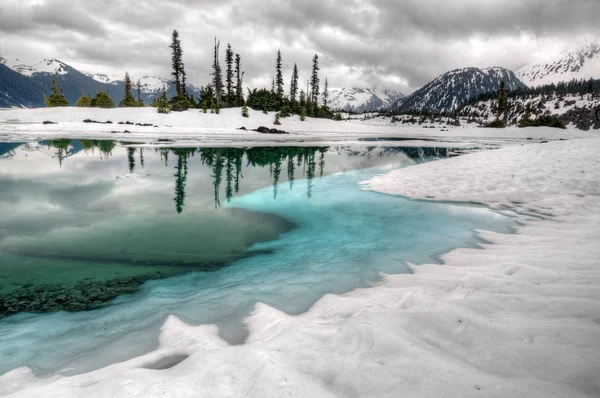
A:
[0, 140, 515, 376]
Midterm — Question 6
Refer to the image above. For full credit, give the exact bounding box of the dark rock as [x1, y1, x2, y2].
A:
[42, 121, 57, 125]
[253, 126, 289, 135]
[237, 126, 247, 130]
[83, 119, 113, 124]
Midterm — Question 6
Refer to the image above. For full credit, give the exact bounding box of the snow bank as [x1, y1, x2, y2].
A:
[0, 107, 595, 144]
[2, 138, 599, 397]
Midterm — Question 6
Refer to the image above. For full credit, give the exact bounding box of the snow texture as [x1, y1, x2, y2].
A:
[328, 87, 404, 112]
[0, 107, 596, 146]
[2, 137, 599, 397]
[516, 41, 600, 87]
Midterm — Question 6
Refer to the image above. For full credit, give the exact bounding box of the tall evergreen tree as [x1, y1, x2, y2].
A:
[44, 78, 69, 107]
[211, 38, 224, 107]
[310, 54, 320, 104]
[169, 29, 189, 110]
[275, 49, 284, 98]
[497, 80, 507, 119]
[225, 44, 234, 106]
[234, 53, 244, 106]
[322, 77, 329, 108]
[170, 30, 183, 97]
[299, 89, 306, 107]
[136, 79, 144, 107]
[119, 72, 138, 107]
[290, 63, 299, 103]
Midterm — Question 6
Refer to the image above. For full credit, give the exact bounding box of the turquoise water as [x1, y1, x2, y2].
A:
[0, 141, 515, 377]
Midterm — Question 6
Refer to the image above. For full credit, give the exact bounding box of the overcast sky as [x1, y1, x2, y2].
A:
[1, 0, 599, 94]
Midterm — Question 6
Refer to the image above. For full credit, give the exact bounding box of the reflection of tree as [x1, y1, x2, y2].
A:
[171, 148, 196, 214]
[272, 157, 281, 200]
[80, 140, 96, 154]
[225, 153, 233, 203]
[306, 151, 316, 198]
[97, 140, 116, 159]
[50, 139, 71, 168]
[127, 147, 136, 173]
[161, 146, 329, 209]
[287, 155, 295, 190]
[139, 148, 145, 168]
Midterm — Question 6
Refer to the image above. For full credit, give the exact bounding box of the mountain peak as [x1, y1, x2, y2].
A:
[395, 66, 526, 113]
[516, 41, 600, 86]
[329, 87, 404, 112]
[1, 57, 70, 77]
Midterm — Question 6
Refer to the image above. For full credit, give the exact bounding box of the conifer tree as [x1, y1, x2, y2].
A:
[322, 77, 329, 108]
[45, 78, 69, 107]
[271, 77, 275, 94]
[299, 89, 306, 107]
[91, 90, 115, 108]
[225, 44, 234, 106]
[300, 106, 307, 121]
[75, 92, 92, 107]
[169, 30, 190, 111]
[235, 54, 244, 106]
[119, 72, 138, 107]
[170, 30, 183, 97]
[136, 79, 144, 107]
[242, 102, 249, 117]
[211, 38, 224, 107]
[497, 80, 507, 119]
[157, 87, 170, 114]
[290, 63, 299, 103]
[310, 54, 320, 104]
[275, 49, 284, 98]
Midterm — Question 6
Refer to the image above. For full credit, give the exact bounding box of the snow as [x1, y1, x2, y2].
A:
[2, 135, 600, 396]
[0, 107, 596, 146]
[517, 41, 600, 86]
[328, 87, 404, 112]
[1, 58, 69, 76]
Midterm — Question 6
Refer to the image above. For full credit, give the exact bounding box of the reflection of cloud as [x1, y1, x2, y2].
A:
[0, 177, 116, 240]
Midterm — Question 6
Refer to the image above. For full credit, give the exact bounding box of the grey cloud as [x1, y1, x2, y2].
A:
[0, 0, 598, 95]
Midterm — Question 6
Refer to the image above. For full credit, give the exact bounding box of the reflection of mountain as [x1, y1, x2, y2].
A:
[0, 142, 25, 158]
[336, 145, 450, 163]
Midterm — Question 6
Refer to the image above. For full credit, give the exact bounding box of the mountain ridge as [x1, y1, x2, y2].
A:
[393, 66, 526, 113]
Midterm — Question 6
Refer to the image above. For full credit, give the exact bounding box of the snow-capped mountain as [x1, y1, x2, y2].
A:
[516, 41, 600, 87]
[85, 73, 187, 94]
[1, 57, 70, 77]
[0, 56, 202, 107]
[328, 88, 404, 112]
[394, 67, 526, 113]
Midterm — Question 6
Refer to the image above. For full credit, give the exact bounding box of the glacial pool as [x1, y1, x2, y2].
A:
[0, 140, 517, 377]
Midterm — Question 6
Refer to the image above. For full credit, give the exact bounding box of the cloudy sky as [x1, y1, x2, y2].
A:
[1, 0, 599, 94]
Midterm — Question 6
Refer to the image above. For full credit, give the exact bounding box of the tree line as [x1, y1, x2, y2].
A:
[46, 29, 341, 121]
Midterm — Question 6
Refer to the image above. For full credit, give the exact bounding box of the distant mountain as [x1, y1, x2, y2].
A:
[0, 61, 46, 108]
[0, 57, 201, 108]
[328, 88, 404, 112]
[516, 41, 600, 87]
[394, 67, 526, 113]
[84, 72, 199, 99]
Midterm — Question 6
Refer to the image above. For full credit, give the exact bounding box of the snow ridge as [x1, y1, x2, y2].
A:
[516, 41, 600, 87]
[394, 67, 526, 113]
[2, 58, 70, 77]
[328, 88, 404, 112]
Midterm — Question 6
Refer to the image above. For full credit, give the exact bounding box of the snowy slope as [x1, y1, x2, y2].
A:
[84, 73, 177, 93]
[328, 88, 404, 112]
[516, 41, 600, 87]
[395, 67, 526, 113]
[1, 57, 70, 76]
